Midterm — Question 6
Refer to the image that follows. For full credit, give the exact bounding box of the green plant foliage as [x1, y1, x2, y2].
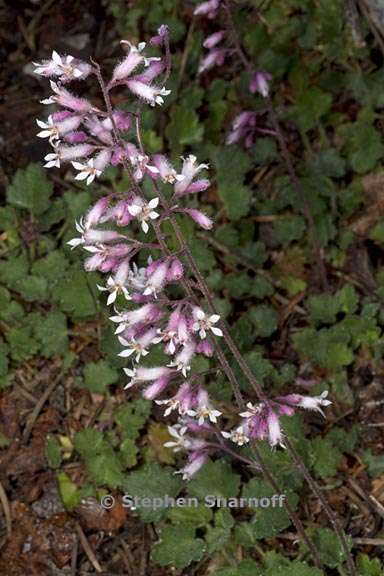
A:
[123, 463, 183, 522]
[188, 460, 241, 500]
[7, 163, 53, 215]
[82, 360, 119, 394]
[151, 525, 206, 569]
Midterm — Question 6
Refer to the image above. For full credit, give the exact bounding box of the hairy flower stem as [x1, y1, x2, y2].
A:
[221, 3, 356, 574]
[93, 64, 324, 569]
[222, 0, 328, 292]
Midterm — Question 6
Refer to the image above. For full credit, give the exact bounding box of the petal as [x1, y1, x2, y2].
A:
[211, 326, 223, 337]
[141, 221, 149, 234]
[107, 291, 117, 305]
[128, 204, 142, 216]
[209, 314, 220, 323]
[148, 197, 159, 208]
[74, 172, 89, 181]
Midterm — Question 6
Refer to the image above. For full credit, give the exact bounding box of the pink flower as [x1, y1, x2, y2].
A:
[194, 0, 221, 19]
[126, 80, 171, 106]
[156, 382, 195, 416]
[174, 155, 209, 196]
[203, 31, 225, 49]
[41, 81, 92, 113]
[150, 25, 169, 46]
[33, 50, 92, 82]
[249, 71, 272, 97]
[198, 48, 226, 74]
[183, 209, 213, 230]
[112, 41, 146, 81]
[188, 388, 221, 425]
[128, 197, 160, 233]
[175, 451, 208, 480]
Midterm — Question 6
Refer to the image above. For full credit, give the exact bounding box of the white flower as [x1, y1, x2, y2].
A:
[118, 337, 150, 363]
[239, 402, 263, 419]
[163, 426, 189, 452]
[34, 50, 83, 80]
[72, 159, 102, 185]
[192, 308, 222, 339]
[188, 404, 222, 425]
[36, 115, 60, 143]
[43, 151, 60, 168]
[222, 426, 250, 446]
[128, 197, 160, 233]
[298, 391, 332, 417]
[97, 276, 131, 306]
[66, 218, 86, 249]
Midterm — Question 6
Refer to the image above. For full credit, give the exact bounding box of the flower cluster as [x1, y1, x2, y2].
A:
[34, 31, 331, 481]
[193, 4, 273, 148]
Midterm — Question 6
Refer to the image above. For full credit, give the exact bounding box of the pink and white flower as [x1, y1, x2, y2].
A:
[128, 197, 160, 233]
[192, 308, 222, 339]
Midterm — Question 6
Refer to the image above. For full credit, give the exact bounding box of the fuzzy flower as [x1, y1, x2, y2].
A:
[175, 451, 208, 480]
[33, 50, 91, 82]
[123, 366, 172, 389]
[156, 382, 195, 417]
[152, 154, 184, 184]
[118, 327, 158, 362]
[97, 260, 131, 305]
[198, 48, 226, 74]
[221, 426, 250, 446]
[126, 80, 171, 106]
[194, 0, 221, 18]
[188, 388, 222, 425]
[192, 308, 223, 339]
[112, 41, 146, 82]
[249, 71, 272, 97]
[174, 155, 209, 197]
[168, 341, 196, 377]
[36, 114, 82, 143]
[41, 81, 93, 113]
[128, 197, 160, 233]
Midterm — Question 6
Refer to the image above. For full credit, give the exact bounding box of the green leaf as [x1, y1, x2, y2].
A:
[210, 146, 252, 220]
[166, 107, 204, 149]
[14, 275, 48, 302]
[123, 463, 183, 522]
[167, 503, 213, 527]
[218, 182, 252, 220]
[34, 311, 68, 357]
[291, 87, 332, 131]
[54, 268, 97, 318]
[370, 222, 384, 243]
[310, 437, 342, 478]
[7, 164, 53, 215]
[239, 479, 299, 540]
[0, 341, 9, 378]
[308, 149, 346, 178]
[6, 325, 39, 362]
[249, 305, 278, 337]
[57, 472, 81, 510]
[82, 360, 119, 394]
[311, 527, 352, 568]
[151, 525, 206, 569]
[45, 435, 62, 469]
[74, 428, 125, 488]
[0, 254, 29, 287]
[114, 399, 151, 440]
[31, 251, 70, 288]
[356, 554, 384, 576]
[215, 560, 262, 576]
[119, 438, 138, 469]
[188, 460, 240, 500]
[361, 449, 384, 477]
[338, 121, 384, 174]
